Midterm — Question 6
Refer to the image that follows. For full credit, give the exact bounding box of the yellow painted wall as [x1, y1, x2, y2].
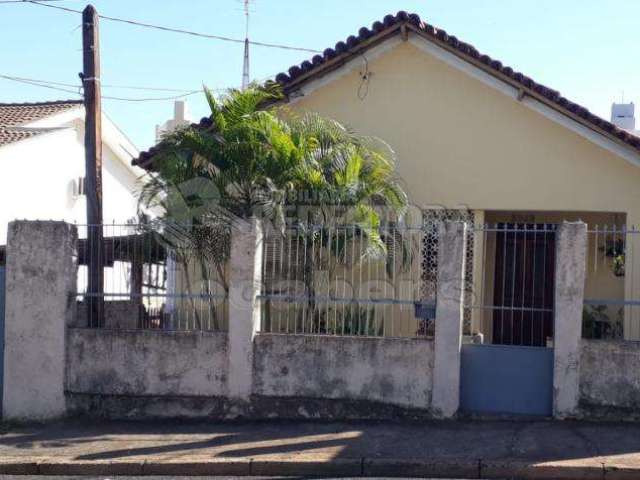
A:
[287, 39, 640, 339]
[289, 40, 640, 218]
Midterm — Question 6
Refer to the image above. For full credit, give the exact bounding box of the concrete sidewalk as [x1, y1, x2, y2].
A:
[2, 419, 640, 478]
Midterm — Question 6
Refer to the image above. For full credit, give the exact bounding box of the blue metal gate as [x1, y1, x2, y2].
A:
[460, 343, 553, 417]
[0, 266, 5, 417]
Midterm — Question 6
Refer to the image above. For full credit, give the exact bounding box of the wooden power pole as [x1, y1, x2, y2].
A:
[82, 4, 104, 327]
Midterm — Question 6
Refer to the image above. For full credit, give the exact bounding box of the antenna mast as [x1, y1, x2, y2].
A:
[241, 0, 250, 90]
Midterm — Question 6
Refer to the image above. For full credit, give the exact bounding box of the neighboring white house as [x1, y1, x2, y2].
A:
[0, 100, 145, 243]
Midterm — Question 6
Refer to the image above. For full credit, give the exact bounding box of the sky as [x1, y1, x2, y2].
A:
[1, 0, 640, 151]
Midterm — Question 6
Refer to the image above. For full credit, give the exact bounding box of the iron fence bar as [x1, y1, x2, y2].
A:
[584, 299, 640, 306]
[258, 294, 434, 306]
[80, 292, 228, 299]
[466, 304, 553, 313]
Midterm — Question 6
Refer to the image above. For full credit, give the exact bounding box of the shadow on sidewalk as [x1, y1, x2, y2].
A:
[3, 418, 640, 464]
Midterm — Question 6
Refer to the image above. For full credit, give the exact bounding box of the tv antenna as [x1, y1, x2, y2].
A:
[241, 0, 251, 90]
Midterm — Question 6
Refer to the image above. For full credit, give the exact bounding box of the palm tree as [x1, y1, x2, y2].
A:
[137, 84, 409, 332]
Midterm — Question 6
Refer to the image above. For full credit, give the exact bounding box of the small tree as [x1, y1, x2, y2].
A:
[138, 85, 409, 330]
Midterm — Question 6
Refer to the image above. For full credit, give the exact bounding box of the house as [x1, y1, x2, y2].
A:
[268, 12, 640, 342]
[0, 100, 144, 243]
[134, 12, 640, 342]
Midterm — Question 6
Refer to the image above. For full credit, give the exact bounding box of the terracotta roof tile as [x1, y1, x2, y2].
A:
[0, 127, 42, 146]
[272, 11, 640, 155]
[134, 12, 640, 166]
[0, 100, 82, 146]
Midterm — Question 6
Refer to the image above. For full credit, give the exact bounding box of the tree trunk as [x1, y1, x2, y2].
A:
[180, 257, 202, 330]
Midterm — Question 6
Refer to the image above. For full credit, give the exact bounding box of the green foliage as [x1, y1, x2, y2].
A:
[582, 304, 623, 339]
[138, 85, 410, 332]
[138, 84, 409, 260]
[603, 238, 625, 277]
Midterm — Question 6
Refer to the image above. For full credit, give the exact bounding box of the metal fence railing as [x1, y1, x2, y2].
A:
[75, 223, 228, 331]
[583, 225, 636, 340]
[259, 224, 431, 338]
[466, 224, 557, 347]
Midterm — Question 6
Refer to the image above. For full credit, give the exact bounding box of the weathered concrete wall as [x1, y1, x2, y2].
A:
[3, 221, 76, 420]
[553, 222, 587, 419]
[72, 301, 142, 329]
[66, 329, 228, 397]
[253, 334, 434, 409]
[227, 218, 263, 400]
[432, 221, 467, 418]
[579, 339, 640, 417]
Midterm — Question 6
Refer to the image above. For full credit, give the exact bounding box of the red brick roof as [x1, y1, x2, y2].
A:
[274, 11, 640, 154]
[0, 100, 82, 146]
[134, 12, 640, 167]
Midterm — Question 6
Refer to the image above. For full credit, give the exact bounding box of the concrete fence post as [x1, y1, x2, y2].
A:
[553, 221, 587, 419]
[432, 221, 467, 418]
[2, 221, 77, 420]
[227, 217, 263, 401]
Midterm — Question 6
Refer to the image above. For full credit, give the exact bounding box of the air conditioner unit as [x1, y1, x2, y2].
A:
[71, 176, 86, 198]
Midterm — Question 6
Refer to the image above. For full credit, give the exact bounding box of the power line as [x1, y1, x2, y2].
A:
[0, 73, 237, 102]
[0, 74, 81, 95]
[23, 0, 321, 53]
[1, 73, 209, 93]
[101, 91, 201, 102]
[0, 0, 68, 3]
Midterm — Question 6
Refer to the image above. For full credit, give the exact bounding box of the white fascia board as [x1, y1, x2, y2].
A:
[0, 127, 72, 151]
[22, 106, 84, 129]
[101, 112, 145, 178]
[24, 105, 144, 177]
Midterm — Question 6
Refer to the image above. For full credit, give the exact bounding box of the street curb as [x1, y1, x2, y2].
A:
[36, 460, 145, 476]
[250, 458, 362, 476]
[363, 458, 480, 478]
[481, 460, 604, 479]
[1, 456, 640, 478]
[143, 458, 251, 476]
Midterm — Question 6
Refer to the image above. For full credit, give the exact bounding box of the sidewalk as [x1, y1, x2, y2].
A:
[2, 418, 640, 478]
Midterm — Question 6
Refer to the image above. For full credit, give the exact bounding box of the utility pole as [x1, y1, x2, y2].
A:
[82, 4, 104, 327]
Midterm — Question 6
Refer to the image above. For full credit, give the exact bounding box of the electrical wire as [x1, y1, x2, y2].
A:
[2, 73, 208, 93]
[23, 0, 321, 53]
[0, 0, 68, 3]
[0, 73, 237, 101]
[101, 91, 201, 102]
[0, 74, 82, 96]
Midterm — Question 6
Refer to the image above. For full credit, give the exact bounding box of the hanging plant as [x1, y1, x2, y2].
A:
[603, 238, 625, 277]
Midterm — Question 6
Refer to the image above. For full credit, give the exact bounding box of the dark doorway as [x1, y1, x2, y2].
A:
[492, 224, 555, 347]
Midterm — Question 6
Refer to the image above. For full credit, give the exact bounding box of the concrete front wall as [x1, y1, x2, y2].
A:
[253, 334, 434, 409]
[66, 329, 228, 397]
[580, 339, 640, 412]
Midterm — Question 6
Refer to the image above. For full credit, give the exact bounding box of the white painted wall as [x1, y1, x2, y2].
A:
[0, 112, 142, 243]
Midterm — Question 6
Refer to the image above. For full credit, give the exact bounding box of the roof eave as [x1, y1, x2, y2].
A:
[279, 21, 640, 160]
[281, 23, 403, 96]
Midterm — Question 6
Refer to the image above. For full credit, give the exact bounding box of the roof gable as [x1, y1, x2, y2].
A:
[0, 100, 82, 146]
[275, 11, 640, 157]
